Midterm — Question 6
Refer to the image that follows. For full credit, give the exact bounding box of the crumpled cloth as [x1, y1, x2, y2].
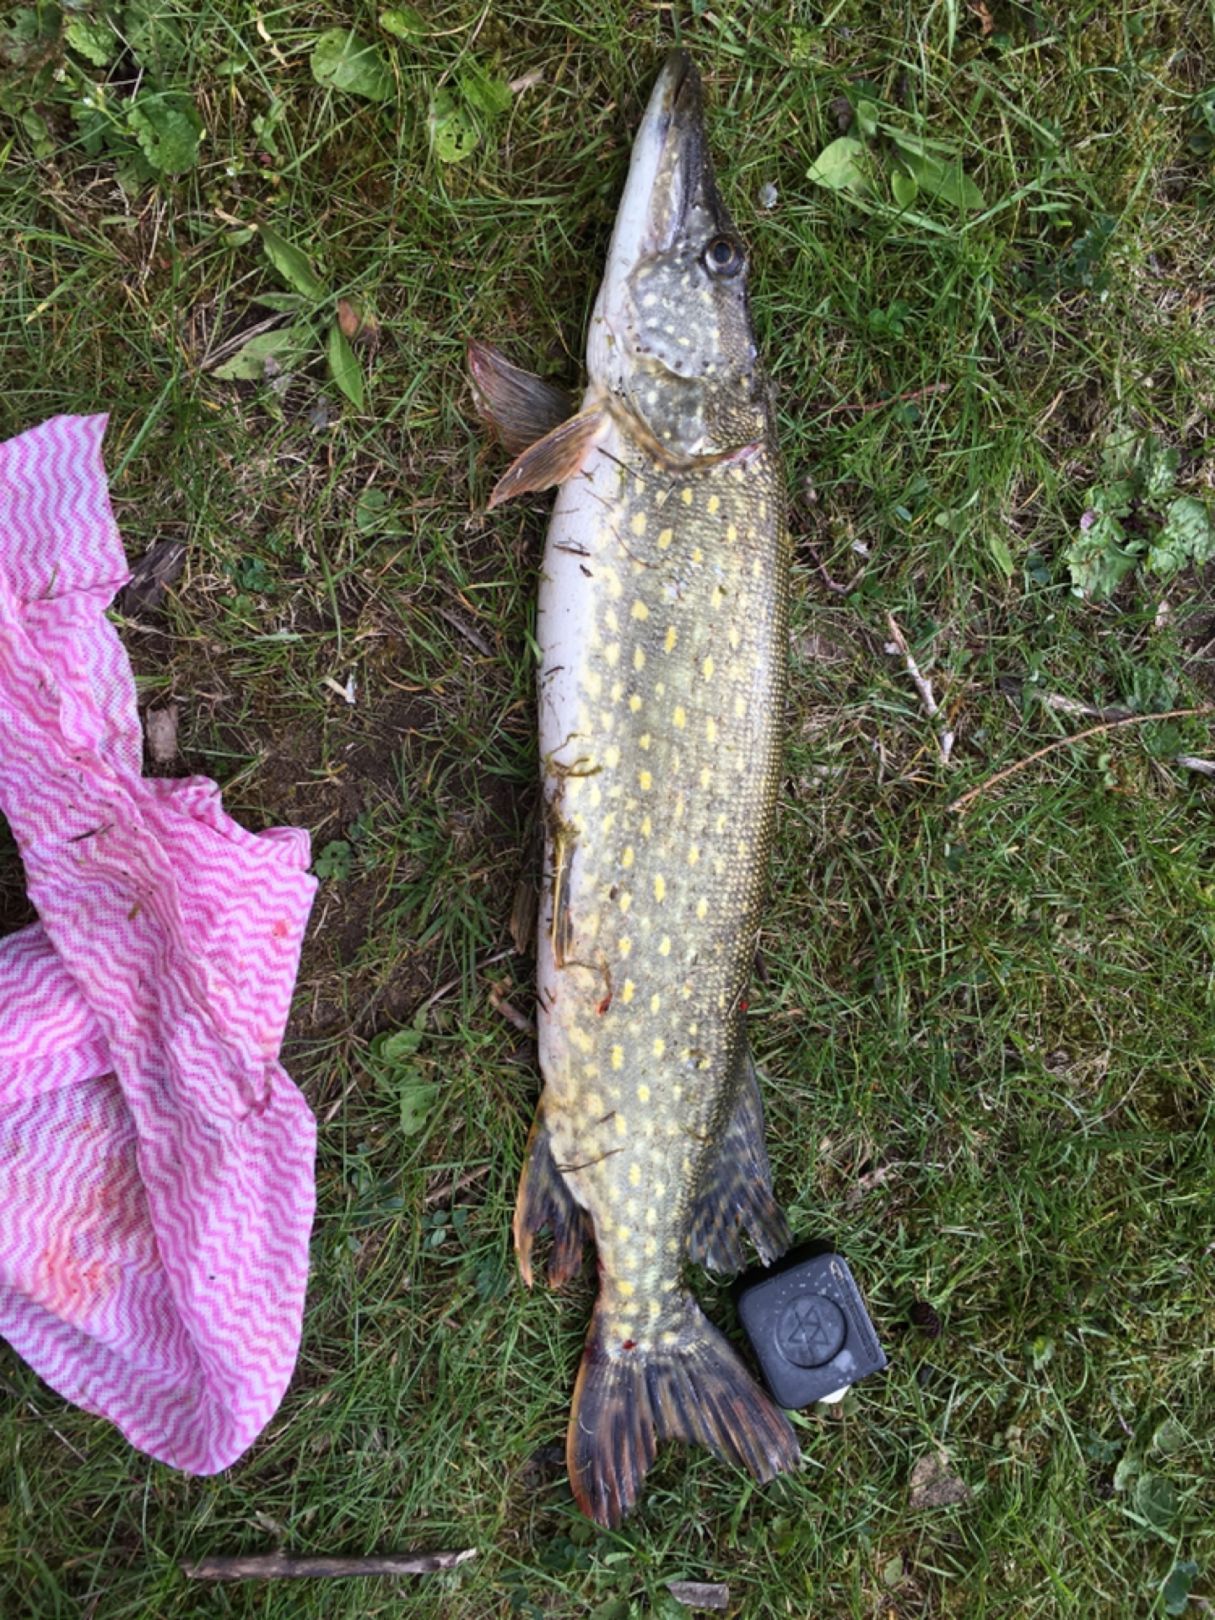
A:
[0, 415, 317, 1472]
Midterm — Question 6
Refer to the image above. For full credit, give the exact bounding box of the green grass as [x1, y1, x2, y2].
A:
[2, 1, 1215, 1615]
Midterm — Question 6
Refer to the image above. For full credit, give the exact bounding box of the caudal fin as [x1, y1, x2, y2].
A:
[566, 1296, 799, 1527]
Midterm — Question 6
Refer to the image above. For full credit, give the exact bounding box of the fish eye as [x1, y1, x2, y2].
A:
[703, 234, 745, 278]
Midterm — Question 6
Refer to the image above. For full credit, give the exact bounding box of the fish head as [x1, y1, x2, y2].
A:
[588, 51, 769, 463]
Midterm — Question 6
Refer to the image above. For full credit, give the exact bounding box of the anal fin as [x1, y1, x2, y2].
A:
[687, 1052, 792, 1275]
[512, 1109, 589, 1288]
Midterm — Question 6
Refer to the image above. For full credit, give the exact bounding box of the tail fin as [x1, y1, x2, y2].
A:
[567, 1296, 799, 1527]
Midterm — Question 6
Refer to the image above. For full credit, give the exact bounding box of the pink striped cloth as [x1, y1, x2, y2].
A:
[0, 415, 317, 1472]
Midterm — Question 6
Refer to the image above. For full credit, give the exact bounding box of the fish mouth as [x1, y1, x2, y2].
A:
[588, 51, 721, 383]
[634, 49, 710, 254]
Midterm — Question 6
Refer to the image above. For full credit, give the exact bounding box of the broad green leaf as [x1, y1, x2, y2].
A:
[259, 225, 328, 301]
[356, 487, 391, 532]
[855, 98, 879, 138]
[1151, 1416, 1187, 1455]
[212, 325, 310, 381]
[1091, 478, 1134, 519]
[310, 28, 394, 103]
[114, 150, 155, 194]
[987, 527, 1015, 579]
[898, 147, 985, 211]
[1099, 422, 1141, 480]
[1066, 509, 1140, 600]
[327, 322, 365, 409]
[1148, 496, 1215, 578]
[1143, 440, 1180, 500]
[253, 290, 308, 313]
[1163, 1561, 1199, 1616]
[885, 126, 964, 158]
[891, 167, 918, 207]
[807, 136, 869, 194]
[379, 6, 426, 39]
[1134, 1472, 1178, 1529]
[126, 94, 203, 175]
[375, 1027, 423, 1064]
[429, 88, 480, 163]
[21, 106, 55, 158]
[124, 0, 187, 74]
[65, 17, 118, 64]
[1112, 1451, 1140, 1492]
[399, 1080, 438, 1134]
[458, 58, 511, 119]
[313, 839, 354, 880]
[881, 1554, 905, 1587]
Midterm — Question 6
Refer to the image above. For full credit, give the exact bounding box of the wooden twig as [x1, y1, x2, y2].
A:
[183, 1550, 476, 1582]
[821, 381, 949, 418]
[200, 314, 289, 372]
[885, 613, 954, 763]
[1042, 693, 1133, 723]
[424, 1164, 491, 1207]
[802, 538, 854, 595]
[489, 983, 536, 1036]
[949, 706, 1215, 815]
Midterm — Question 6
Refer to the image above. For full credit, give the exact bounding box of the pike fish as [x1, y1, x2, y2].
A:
[471, 50, 797, 1526]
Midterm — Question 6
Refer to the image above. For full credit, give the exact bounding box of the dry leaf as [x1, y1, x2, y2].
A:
[667, 1582, 730, 1612]
[509, 875, 537, 954]
[336, 297, 380, 346]
[121, 537, 186, 612]
[145, 704, 179, 765]
[908, 1448, 971, 1511]
[969, 0, 995, 35]
[509, 68, 543, 94]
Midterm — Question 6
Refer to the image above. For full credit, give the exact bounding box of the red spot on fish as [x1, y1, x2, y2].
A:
[596, 993, 612, 1016]
[739, 998, 749, 1012]
[621, 1340, 636, 1351]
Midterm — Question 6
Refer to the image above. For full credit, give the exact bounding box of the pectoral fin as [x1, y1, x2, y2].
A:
[468, 341, 575, 457]
[687, 1052, 792, 1275]
[487, 405, 610, 510]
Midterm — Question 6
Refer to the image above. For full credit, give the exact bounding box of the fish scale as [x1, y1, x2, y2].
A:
[471, 50, 799, 1526]
[540, 446, 790, 1336]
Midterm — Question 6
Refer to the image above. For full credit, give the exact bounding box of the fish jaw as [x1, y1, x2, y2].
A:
[587, 51, 718, 396]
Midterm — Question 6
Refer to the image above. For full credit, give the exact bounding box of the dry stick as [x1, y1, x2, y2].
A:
[183, 1550, 476, 1582]
[423, 1164, 491, 1208]
[949, 706, 1215, 816]
[885, 613, 954, 763]
[820, 381, 950, 418]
